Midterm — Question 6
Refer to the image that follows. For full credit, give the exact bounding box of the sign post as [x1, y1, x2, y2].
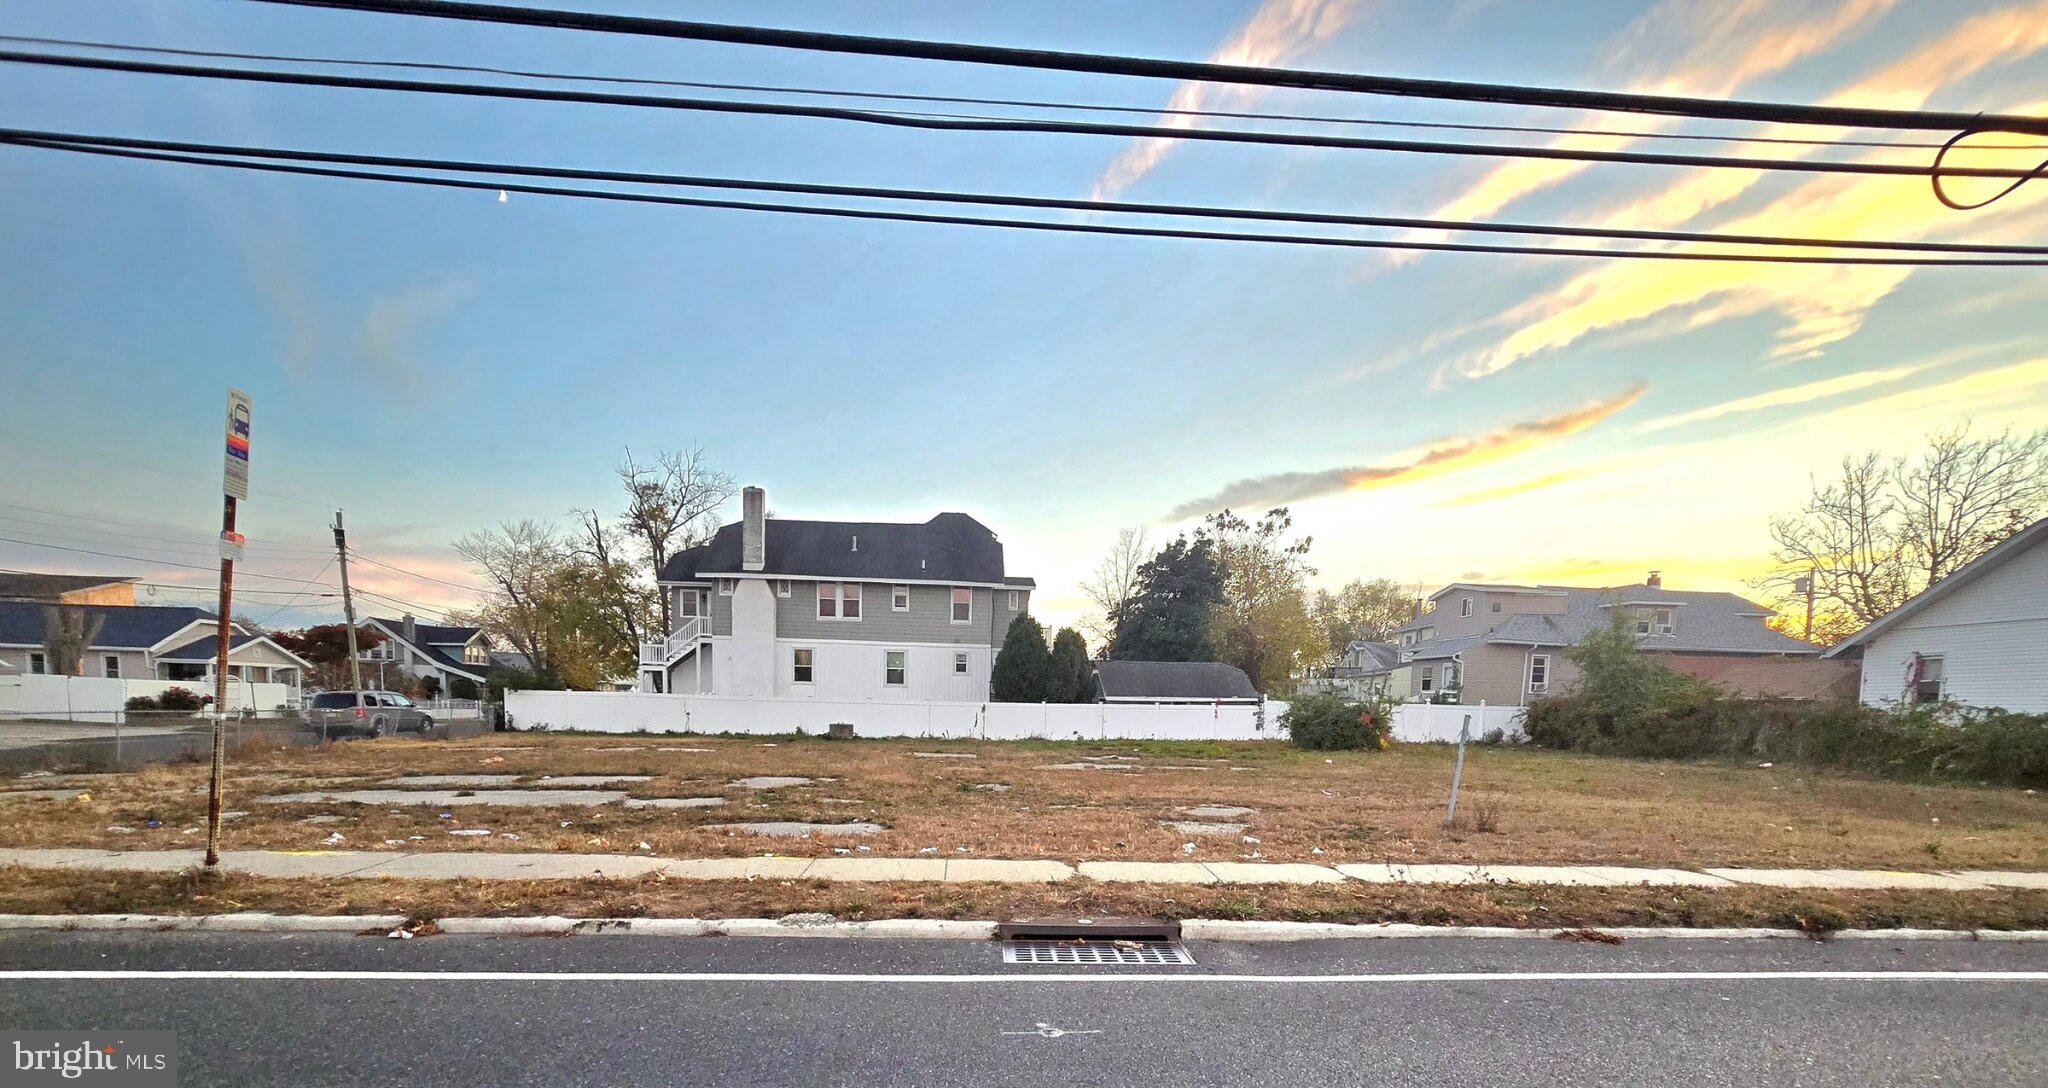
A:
[204, 388, 252, 869]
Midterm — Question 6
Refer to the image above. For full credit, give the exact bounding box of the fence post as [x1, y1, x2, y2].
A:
[1445, 701, 1479, 825]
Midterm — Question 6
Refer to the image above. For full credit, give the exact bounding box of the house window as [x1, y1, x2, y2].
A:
[1634, 608, 1675, 636]
[1420, 628, 1434, 641]
[951, 587, 973, 624]
[1912, 655, 1945, 705]
[27, 651, 48, 675]
[792, 648, 814, 684]
[1460, 598, 1473, 617]
[1420, 665, 1435, 692]
[677, 590, 703, 618]
[892, 585, 910, 612]
[1443, 663, 1460, 690]
[775, 580, 791, 598]
[818, 583, 861, 620]
[1491, 601, 1503, 613]
[717, 578, 735, 596]
[953, 652, 968, 675]
[1008, 590, 1020, 610]
[1528, 653, 1550, 694]
[103, 655, 121, 679]
[884, 650, 906, 686]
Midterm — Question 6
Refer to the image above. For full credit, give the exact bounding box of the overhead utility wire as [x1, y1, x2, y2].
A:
[249, 0, 2048, 137]
[8, 128, 2044, 256]
[13, 137, 2046, 267]
[0, 536, 462, 618]
[6, 33, 2041, 152]
[3, 50, 2039, 182]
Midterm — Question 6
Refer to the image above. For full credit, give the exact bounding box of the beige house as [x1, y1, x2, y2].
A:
[1391, 574, 1822, 706]
[0, 571, 138, 607]
[0, 601, 310, 697]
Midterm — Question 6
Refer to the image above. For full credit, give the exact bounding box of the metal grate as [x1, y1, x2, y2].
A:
[1003, 938, 1195, 965]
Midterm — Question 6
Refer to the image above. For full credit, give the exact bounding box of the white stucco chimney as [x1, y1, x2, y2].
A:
[742, 486, 766, 572]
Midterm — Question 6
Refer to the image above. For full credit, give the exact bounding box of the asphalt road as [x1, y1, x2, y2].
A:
[2, 932, 2043, 1086]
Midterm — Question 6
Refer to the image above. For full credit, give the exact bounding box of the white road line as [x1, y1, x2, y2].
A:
[2, 970, 2044, 984]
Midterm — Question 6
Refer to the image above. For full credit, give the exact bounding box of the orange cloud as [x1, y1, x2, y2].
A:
[1167, 383, 1644, 519]
[1090, 0, 1367, 200]
[1436, 469, 1581, 508]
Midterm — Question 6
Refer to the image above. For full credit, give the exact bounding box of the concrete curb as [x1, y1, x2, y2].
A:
[2, 913, 2046, 942]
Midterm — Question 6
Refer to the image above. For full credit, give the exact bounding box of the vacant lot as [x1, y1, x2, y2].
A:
[4, 732, 2045, 871]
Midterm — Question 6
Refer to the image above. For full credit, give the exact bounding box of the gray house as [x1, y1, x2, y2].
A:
[1392, 574, 1820, 706]
[642, 486, 1034, 700]
[359, 615, 493, 695]
[0, 601, 310, 695]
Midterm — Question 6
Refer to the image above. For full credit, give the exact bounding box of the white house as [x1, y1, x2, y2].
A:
[640, 486, 1034, 701]
[1826, 517, 2048, 713]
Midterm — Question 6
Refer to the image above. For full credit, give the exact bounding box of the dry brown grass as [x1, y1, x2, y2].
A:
[4, 732, 2046, 870]
[4, 866, 2045, 934]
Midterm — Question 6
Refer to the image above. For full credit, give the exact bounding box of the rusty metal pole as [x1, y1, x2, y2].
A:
[204, 493, 236, 868]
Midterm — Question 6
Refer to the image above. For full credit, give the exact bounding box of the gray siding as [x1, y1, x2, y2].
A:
[778, 582, 1023, 646]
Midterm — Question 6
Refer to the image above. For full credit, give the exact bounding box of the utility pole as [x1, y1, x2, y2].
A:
[205, 389, 252, 869]
[333, 512, 369, 721]
[1797, 571, 1817, 642]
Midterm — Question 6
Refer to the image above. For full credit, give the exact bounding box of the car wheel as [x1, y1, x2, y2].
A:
[369, 715, 389, 738]
[418, 716, 434, 733]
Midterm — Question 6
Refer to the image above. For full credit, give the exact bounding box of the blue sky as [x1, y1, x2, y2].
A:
[2, 0, 2046, 631]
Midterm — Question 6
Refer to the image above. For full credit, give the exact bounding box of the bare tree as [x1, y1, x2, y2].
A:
[40, 606, 105, 676]
[617, 447, 736, 632]
[570, 507, 658, 653]
[454, 519, 567, 673]
[1894, 426, 2048, 589]
[1079, 527, 1149, 649]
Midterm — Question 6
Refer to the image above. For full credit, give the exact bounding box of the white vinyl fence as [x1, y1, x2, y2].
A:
[505, 690, 1525, 743]
[0, 674, 297, 722]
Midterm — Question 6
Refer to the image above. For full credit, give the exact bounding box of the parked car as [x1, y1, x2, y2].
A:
[306, 691, 435, 738]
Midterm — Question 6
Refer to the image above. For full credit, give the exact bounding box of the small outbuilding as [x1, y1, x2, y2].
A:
[1092, 660, 1261, 705]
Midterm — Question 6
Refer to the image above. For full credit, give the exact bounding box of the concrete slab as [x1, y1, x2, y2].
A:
[1077, 861, 1218, 884]
[215, 851, 399, 879]
[1336, 864, 1486, 884]
[804, 857, 948, 882]
[1042, 763, 1138, 771]
[376, 775, 522, 788]
[911, 752, 977, 759]
[701, 821, 883, 838]
[1472, 865, 1625, 887]
[1703, 868, 1985, 890]
[0, 848, 118, 867]
[1947, 871, 2048, 890]
[944, 859, 1074, 883]
[661, 857, 815, 880]
[369, 852, 673, 880]
[257, 789, 627, 808]
[1571, 866, 1737, 888]
[0, 789, 88, 802]
[1163, 821, 1249, 836]
[1203, 862, 1346, 885]
[621, 797, 727, 809]
[54, 850, 206, 872]
[1179, 805, 1254, 820]
[728, 777, 812, 789]
[966, 784, 1011, 792]
[535, 775, 656, 787]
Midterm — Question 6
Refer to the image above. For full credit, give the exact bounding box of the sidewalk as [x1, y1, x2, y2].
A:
[4, 848, 2046, 891]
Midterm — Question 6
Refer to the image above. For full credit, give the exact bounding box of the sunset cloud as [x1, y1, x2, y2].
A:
[1435, 469, 1581, 508]
[1090, 0, 1367, 200]
[1167, 383, 1645, 519]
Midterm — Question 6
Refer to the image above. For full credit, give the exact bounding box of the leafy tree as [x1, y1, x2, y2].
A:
[1046, 627, 1097, 703]
[274, 624, 387, 692]
[454, 520, 637, 689]
[991, 616, 1051, 702]
[1201, 508, 1321, 693]
[1110, 536, 1225, 662]
[1308, 578, 1413, 668]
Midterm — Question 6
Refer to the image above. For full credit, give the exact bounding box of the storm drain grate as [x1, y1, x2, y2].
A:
[1003, 939, 1195, 965]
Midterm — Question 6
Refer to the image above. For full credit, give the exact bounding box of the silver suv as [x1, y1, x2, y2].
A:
[307, 691, 434, 738]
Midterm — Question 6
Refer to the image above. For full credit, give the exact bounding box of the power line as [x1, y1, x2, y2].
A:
[0, 511, 333, 558]
[248, 0, 2048, 137]
[13, 136, 2047, 267]
[350, 551, 489, 594]
[8, 32, 2042, 153]
[5, 49, 2040, 181]
[0, 498, 329, 549]
[0, 535, 463, 617]
[247, 557, 338, 624]
[9, 127, 2044, 256]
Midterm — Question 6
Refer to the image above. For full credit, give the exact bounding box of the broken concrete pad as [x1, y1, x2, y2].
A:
[376, 775, 522, 788]
[298, 814, 351, 825]
[1179, 805, 1254, 820]
[702, 821, 882, 838]
[0, 789, 88, 802]
[966, 783, 1011, 793]
[1163, 821, 1249, 836]
[728, 776, 813, 789]
[1042, 763, 1138, 771]
[621, 797, 727, 809]
[535, 775, 655, 787]
[912, 752, 977, 759]
[259, 789, 626, 808]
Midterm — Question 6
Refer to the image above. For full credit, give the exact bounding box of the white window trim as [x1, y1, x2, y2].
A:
[28, 651, 48, 675]
[1528, 653, 1550, 694]
[775, 580, 792, 598]
[884, 649, 907, 687]
[892, 585, 910, 612]
[104, 654, 121, 679]
[1460, 597, 1473, 617]
[952, 651, 969, 675]
[817, 582, 863, 621]
[1420, 665, 1435, 691]
[950, 587, 973, 625]
[1912, 654, 1945, 705]
[717, 578, 735, 596]
[1008, 590, 1020, 610]
[791, 647, 815, 685]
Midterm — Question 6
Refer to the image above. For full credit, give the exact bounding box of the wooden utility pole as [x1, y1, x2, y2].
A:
[1798, 571, 1818, 642]
[333, 511, 369, 722]
[205, 389, 253, 869]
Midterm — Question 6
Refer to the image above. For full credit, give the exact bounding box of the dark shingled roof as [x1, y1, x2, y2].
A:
[154, 633, 305, 664]
[662, 513, 1010, 585]
[0, 602, 219, 649]
[0, 572, 135, 601]
[1094, 660, 1260, 703]
[367, 617, 489, 680]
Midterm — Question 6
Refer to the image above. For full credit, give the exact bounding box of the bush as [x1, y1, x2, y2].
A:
[123, 694, 161, 712]
[156, 687, 205, 712]
[1282, 691, 1393, 751]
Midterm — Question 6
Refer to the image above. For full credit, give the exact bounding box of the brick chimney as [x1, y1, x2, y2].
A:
[1646, 570, 1663, 589]
[742, 486, 766, 572]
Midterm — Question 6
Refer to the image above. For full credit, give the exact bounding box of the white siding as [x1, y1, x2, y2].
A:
[1857, 539, 2048, 713]
[774, 640, 989, 702]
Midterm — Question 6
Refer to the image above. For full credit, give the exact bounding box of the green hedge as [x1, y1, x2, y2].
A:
[1281, 692, 1393, 751]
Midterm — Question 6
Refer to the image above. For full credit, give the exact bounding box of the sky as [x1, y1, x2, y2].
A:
[2, 0, 2046, 636]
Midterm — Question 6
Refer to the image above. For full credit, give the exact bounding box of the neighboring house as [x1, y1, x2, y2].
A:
[0, 601, 310, 695]
[1391, 573, 1820, 706]
[1094, 660, 1260, 705]
[642, 486, 1034, 700]
[0, 571, 138, 606]
[1825, 517, 2048, 713]
[1298, 640, 1409, 700]
[360, 614, 493, 695]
